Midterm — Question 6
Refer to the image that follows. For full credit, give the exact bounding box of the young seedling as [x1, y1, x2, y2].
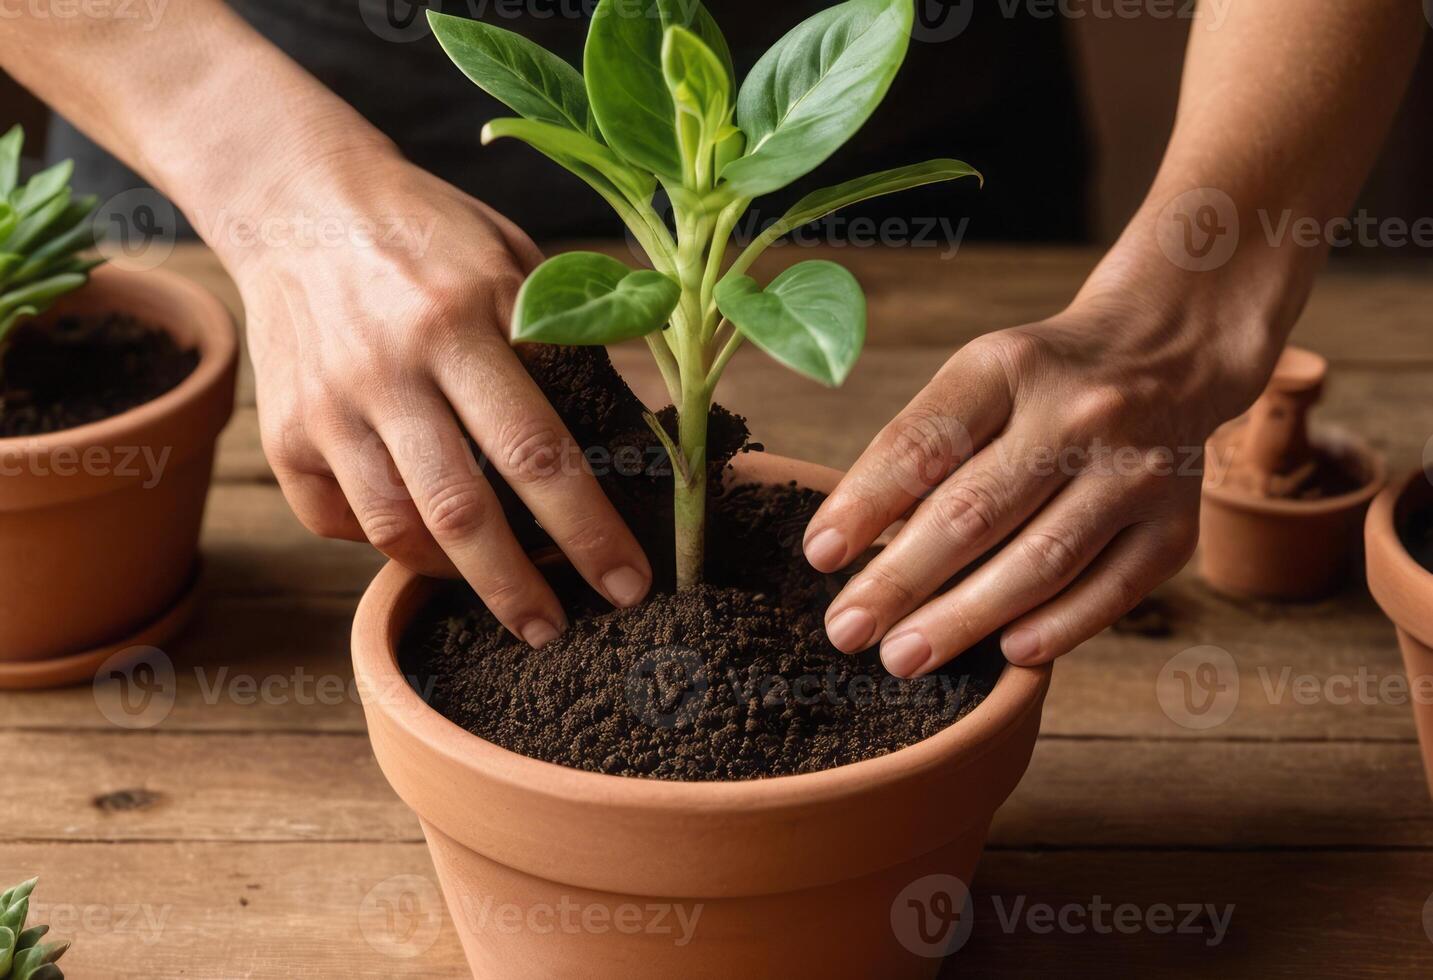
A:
[430, 0, 979, 589]
[0, 126, 101, 386]
[0, 877, 69, 980]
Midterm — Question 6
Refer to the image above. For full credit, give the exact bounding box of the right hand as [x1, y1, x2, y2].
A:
[217, 150, 651, 647]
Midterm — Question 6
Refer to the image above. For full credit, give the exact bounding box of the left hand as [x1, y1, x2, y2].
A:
[803, 287, 1279, 677]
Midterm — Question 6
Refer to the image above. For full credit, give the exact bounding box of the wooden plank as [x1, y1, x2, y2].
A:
[0, 598, 366, 734]
[4, 729, 1430, 850]
[202, 484, 384, 598]
[2, 843, 1429, 978]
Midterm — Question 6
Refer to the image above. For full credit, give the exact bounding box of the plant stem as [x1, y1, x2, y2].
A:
[673, 381, 710, 591]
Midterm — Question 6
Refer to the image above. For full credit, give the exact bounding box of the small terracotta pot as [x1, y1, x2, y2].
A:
[1200, 424, 1386, 600]
[0, 265, 237, 688]
[353, 452, 1051, 978]
[1366, 469, 1433, 798]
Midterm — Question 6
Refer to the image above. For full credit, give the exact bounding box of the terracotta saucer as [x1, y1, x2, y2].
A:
[0, 566, 201, 691]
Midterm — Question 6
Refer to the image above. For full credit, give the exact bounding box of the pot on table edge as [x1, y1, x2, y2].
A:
[352, 451, 1052, 978]
[0, 264, 237, 689]
[1366, 468, 1433, 798]
[1200, 422, 1386, 600]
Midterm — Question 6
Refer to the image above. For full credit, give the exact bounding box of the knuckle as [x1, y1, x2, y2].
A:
[477, 577, 533, 619]
[861, 561, 919, 609]
[360, 510, 417, 554]
[497, 420, 571, 486]
[559, 510, 620, 559]
[1019, 529, 1084, 588]
[966, 327, 1049, 378]
[1105, 563, 1148, 616]
[1067, 384, 1133, 436]
[928, 478, 1005, 542]
[882, 403, 970, 492]
[424, 481, 492, 538]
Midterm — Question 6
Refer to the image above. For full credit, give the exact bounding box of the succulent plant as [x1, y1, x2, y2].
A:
[0, 878, 68, 980]
[0, 125, 102, 370]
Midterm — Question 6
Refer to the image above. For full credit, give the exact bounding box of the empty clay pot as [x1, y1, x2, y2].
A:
[1200, 347, 1385, 600]
[352, 452, 1052, 978]
[0, 265, 237, 688]
[1366, 469, 1433, 798]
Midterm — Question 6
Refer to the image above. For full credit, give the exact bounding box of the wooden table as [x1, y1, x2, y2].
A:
[4, 243, 1432, 977]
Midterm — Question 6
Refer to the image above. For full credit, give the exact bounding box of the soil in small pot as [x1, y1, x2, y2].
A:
[400, 346, 1004, 782]
[0, 314, 199, 438]
[1401, 502, 1433, 575]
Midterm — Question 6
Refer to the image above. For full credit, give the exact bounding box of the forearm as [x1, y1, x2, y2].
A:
[0, 2, 398, 259]
[1084, 0, 1424, 363]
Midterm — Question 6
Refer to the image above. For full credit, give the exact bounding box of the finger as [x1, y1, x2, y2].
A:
[823, 424, 1068, 653]
[276, 469, 366, 543]
[878, 476, 1130, 677]
[369, 401, 576, 644]
[324, 424, 463, 581]
[803, 343, 1016, 573]
[435, 342, 653, 610]
[999, 518, 1198, 666]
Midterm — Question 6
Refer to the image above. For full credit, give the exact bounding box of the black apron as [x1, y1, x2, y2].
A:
[49, 0, 1088, 242]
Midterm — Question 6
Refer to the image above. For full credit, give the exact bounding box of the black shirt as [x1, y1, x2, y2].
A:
[48, 0, 1088, 242]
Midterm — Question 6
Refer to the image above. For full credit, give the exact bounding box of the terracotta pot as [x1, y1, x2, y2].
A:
[0, 265, 237, 688]
[1366, 469, 1433, 798]
[353, 452, 1051, 978]
[1200, 423, 1386, 600]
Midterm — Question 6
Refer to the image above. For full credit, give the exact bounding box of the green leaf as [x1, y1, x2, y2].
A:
[16, 924, 48, 950]
[735, 159, 981, 270]
[0, 126, 21, 199]
[427, 11, 600, 139]
[584, 0, 732, 181]
[480, 117, 655, 203]
[715, 260, 866, 386]
[661, 25, 732, 185]
[0, 272, 86, 316]
[0, 894, 27, 934]
[13, 159, 72, 215]
[513, 251, 680, 345]
[3, 188, 71, 254]
[10, 938, 68, 980]
[0, 303, 38, 344]
[722, 0, 913, 197]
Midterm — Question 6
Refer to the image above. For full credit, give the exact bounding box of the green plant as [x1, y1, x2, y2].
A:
[0, 125, 101, 377]
[430, 0, 979, 588]
[0, 878, 68, 980]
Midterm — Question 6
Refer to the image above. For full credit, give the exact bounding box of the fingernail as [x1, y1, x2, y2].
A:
[882, 630, 932, 677]
[521, 619, 561, 648]
[602, 565, 649, 607]
[1002, 628, 1041, 664]
[804, 527, 848, 571]
[827, 607, 877, 652]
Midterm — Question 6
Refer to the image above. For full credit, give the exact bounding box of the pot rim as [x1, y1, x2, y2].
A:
[1367, 468, 1433, 645]
[0, 264, 237, 452]
[1203, 422, 1387, 517]
[352, 459, 1052, 813]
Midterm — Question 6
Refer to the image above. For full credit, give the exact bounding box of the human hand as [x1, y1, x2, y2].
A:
[803, 271, 1285, 677]
[224, 151, 651, 647]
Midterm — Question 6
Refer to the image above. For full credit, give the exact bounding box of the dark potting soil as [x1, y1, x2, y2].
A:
[1288, 447, 1367, 501]
[1402, 502, 1433, 575]
[0, 314, 198, 438]
[400, 345, 1004, 781]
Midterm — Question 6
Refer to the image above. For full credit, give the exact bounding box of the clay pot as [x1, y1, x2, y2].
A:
[0, 265, 237, 688]
[353, 452, 1051, 978]
[1366, 469, 1433, 797]
[1200, 347, 1385, 599]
